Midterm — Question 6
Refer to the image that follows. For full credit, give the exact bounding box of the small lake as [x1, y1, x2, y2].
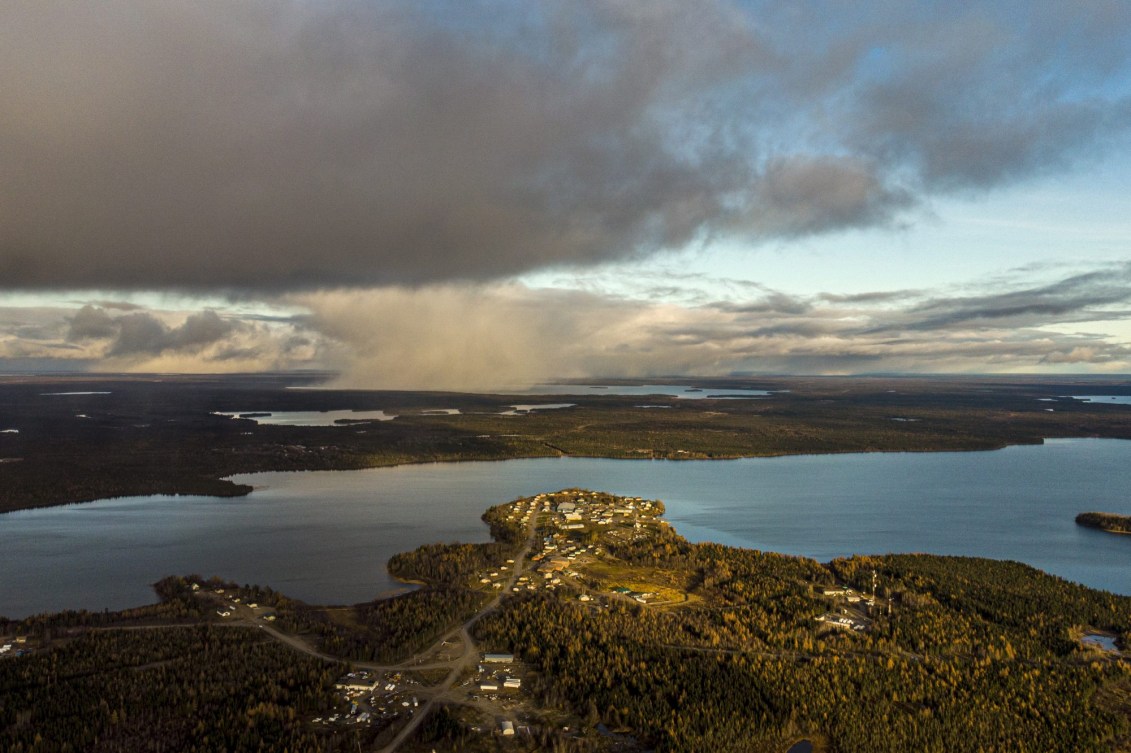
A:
[2, 438, 1129, 618]
[1069, 395, 1131, 405]
[214, 410, 397, 426]
[1081, 633, 1119, 652]
[501, 403, 576, 414]
[525, 383, 773, 399]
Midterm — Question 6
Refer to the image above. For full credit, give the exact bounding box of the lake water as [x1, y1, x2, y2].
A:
[500, 403, 576, 414]
[216, 404, 579, 424]
[1069, 395, 1131, 405]
[1081, 633, 1119, 652]
[213, 409, 397, 426]
[525, 383, 773, 399]
[2, 438, 1129, 618]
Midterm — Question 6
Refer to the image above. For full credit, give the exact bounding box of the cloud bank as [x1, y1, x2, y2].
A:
[1, 304, 318, 374]
[5, 262, 1131, 385]
[297, 264, 1131, 389]
[2, 1, 1129, 290]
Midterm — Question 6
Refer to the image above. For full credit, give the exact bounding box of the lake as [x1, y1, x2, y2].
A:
[1069, 395, 1131, 406]
[524, 383, 773, 399]
[2, 438, 1129, 618]
[213, 409, 397, 426]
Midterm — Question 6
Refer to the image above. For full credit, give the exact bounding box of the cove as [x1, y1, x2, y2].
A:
[2, 438, 1129, 619]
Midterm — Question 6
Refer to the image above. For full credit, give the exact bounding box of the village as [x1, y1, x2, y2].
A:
[1, 487, 892, 748]
[307, 489, 682, 742]
[65, 487, 906, 749]
[308, 487, 890, 744]
[5, 484, 1127, 752]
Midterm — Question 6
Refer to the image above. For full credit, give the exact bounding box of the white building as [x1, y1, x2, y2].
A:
[483, 653, 514, 663]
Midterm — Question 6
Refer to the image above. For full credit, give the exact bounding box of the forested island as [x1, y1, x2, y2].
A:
[2, 490, 1129, 752]
[3, 373, 1131, 513]
[1077, 511, 1131, 535]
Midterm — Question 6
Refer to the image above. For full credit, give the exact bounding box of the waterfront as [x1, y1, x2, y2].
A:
[2, 438, 1129, 617]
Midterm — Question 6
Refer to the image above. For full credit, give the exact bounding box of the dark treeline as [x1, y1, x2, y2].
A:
[0, 625, 357, 752]
[273, 588, 488, 664]
[413, 704, 609, 753]
[5, 374, 1131, 513]
[1076, 511, 1131, 535]
[830, 554, 1131, 657]
[475, 533, 1131, 752]
[388, 542, 514, 587]
[386, 501, 526, 586]
[1, 576, 217, 634]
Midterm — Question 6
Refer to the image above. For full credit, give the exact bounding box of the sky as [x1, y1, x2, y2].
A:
[2, 1, 1130, 389]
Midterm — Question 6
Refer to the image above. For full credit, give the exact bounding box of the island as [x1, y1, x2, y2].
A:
[2, 490, 1129, 752]
[1077, 511, 1131, 535]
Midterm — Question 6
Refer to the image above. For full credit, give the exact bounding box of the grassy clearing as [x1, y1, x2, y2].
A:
[578, 560, 691, 605]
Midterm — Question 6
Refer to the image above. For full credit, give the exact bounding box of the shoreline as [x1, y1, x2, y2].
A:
[6, 434, 1106, 517]
[1075, 511, 1131, 536]
[10, 489, 1131, 617]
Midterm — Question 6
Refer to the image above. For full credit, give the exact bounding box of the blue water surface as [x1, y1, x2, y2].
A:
[2, 438, 1128, 617]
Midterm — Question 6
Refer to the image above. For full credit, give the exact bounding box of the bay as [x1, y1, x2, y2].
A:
[2, 438, 1129, 618]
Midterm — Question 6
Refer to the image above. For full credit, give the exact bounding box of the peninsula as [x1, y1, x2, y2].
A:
[1077, 511, 1131, 535]
[3, 490, 1129, 752]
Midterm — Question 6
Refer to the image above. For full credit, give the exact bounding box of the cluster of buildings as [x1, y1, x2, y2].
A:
[610, 586, 660, 605]
[530, 538, 588, 589]
[482, 491, 658, 594]
[327, 671, 422, 727]
[529, 490, 662, 571]
[815, 613, 868, 632]
[544, 491, 659, 529]
[821, 586, 874, 607]
[817, 582, 885, 631]
[510, 491, 670, 604]
[474, 652, 523, 694]
[0, 637, 28, 657]
[196, 583, 276, 622]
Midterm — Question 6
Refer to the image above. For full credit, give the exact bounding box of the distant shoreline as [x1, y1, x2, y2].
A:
[5, 373, 1131, 515]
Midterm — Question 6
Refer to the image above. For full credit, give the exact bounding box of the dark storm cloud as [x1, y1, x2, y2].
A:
[107, 315, 170, 356]
[1, 1, 1129, 290]
[66, 305, 118, 341]
[745, 156, 915, 236]
[840, 1, 1131, 190]
[63, 306, 236, 356]
[108, 311, 233, 355]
